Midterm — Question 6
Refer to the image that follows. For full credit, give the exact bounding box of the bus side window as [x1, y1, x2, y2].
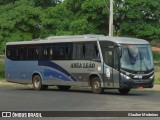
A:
[16, 47, 20, 60]
[34, 47, 39, 60]
[65, 45, 72, 60]
[83, 44, 86, 59]
[72, 43, 83, 60]
[9, 46, 20, 60]
[49, 46, 54, 60]
[50, 43, 73, 60]
[60, 46, 65, 56]
[42, 48, 49, 60]
[54, 44, 64, 60]
[20, 47, 24, 60]
[84, 42, 99, 60]
[27, 46, 39, 60]
[94, 45, 100, 59]
[72, 42, 99, 61]
[39, 44, 50, 60]
[114, 47, 119, 70]
[104, 50, 113, 67]
[27, 46, 32, 60]
[6, 46, 11, 59]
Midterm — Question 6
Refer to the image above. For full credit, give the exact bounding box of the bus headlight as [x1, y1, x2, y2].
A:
[150, 75, 154, 79]
[120, 73, 130, 80]
[126, 76, 131, 80]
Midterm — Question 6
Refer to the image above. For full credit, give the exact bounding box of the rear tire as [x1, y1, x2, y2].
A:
[91, 77, 104, 94]
[118, 89, 130, 95]
[58, 85, 71, 91]
[33, 75, 48, 90]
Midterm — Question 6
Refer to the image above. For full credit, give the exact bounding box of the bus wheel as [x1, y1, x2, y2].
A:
[118, 89, 130, 95]
[91, 77, 104, 94]
[58, 85, 71, 91]
[33, 75, 48, 90]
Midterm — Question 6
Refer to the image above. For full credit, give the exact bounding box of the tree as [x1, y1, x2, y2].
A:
[115, 0, 160, 41]
[40, 3, 73, 37]
[0, 0, 17, 5]
[64, 0, 110, 35]
[0, 0, 42, 54]
[34, 0, 62, 8]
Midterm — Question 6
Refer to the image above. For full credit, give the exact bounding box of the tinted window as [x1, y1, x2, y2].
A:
[27, 45, 39, 60]
[114, 47, 119, 70]
[7, 42, 100, 61]
[103, 48, 113, 67]
[6, 45, 40, 61]
[54, 43, 73, 60]
[100, 41, 119, 68]
[72, 42, 99, 60]
[6, 45, 20, 60]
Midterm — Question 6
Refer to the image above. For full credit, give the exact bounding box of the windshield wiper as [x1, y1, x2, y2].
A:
[138, 50, 149, 71]
[142, 58, 149, 71]
[127, 48, 136, 64]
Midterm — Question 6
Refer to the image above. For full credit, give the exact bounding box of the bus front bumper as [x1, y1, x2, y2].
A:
[120, 79, 154, 89]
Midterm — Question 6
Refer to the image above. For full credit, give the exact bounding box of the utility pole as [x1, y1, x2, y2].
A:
[109, 0, 113, 36]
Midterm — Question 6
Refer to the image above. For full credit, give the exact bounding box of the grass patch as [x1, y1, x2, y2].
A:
[154, 66, 160, 84]
[155, 72, 160, 84]
[0, 62, 5, 79]
[0, 82, 33, 88]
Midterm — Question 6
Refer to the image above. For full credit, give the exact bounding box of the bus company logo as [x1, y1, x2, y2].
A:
[70, 62, 95, 68]
[2, 112, 11, 117]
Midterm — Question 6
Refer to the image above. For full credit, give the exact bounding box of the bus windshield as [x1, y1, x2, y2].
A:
[121, 44, 153, 71]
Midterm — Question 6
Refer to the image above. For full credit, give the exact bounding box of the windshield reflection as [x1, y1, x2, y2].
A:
[121, 44, 153, 71]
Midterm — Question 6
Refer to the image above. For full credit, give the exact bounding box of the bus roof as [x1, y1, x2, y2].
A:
[6, 34, 149, 45]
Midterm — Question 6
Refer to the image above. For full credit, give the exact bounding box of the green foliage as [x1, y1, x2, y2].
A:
[116, 0, 160, 41]
[40, 3, 73, 37]
[64, 0, 109, 35]
[154, 66, 160, 84]
[0, 0, 160, 54]
[34, 0, 61, 8]
[153, 51, 160, 61]
[0, 0, 42, 54]
[0, 0, 17, 5]
[70, 17, 96, 34]
[0, 62, 5, 79]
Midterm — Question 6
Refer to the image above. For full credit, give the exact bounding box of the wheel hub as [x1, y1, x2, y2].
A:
[35, 79, 40, 88]
[94, 82, 100, 89]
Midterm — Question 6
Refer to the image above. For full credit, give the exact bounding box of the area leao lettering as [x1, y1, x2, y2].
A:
[70, 62, 95, 68]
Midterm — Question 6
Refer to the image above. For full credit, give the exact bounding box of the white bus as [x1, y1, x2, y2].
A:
[5, 35, 154, 94]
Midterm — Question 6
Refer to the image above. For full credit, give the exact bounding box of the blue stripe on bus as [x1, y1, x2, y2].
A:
[44, 69, 70, 81]
[38, 60, 77, 81]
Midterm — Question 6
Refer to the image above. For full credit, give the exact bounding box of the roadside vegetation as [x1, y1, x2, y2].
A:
[0, 62, 5, 80]
[153, 51, 160, 84]
[154, 66, 160, 84]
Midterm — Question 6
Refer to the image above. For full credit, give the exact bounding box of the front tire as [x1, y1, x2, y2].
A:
[91, 77, 104, 94]
[118, 89, 130, 95]
[33, 75, 48, 90]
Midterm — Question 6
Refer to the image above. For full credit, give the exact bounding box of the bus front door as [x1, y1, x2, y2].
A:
[103, 46, 120, 88]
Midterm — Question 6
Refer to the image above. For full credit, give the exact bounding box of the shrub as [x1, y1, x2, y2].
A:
[153, 51, 160, 61]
